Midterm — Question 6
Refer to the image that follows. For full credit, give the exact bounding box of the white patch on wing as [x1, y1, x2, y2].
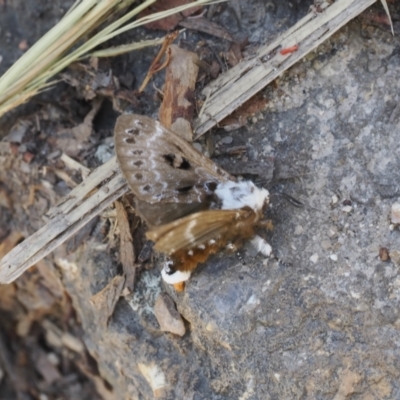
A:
[215, 181, 269, 212]
[184, 220, 197, 242]
[250, 235, 272, 257]
[161, 267, 191, 284]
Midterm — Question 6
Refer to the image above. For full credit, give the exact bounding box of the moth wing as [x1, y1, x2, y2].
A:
[135, 199, 210, 227]
[115, 114, 232, 204]
[146, 208, 254, 254]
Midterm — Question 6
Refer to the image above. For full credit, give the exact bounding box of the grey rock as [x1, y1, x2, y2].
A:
[220, 136, 233, 145]
[41, 6, 400, 400]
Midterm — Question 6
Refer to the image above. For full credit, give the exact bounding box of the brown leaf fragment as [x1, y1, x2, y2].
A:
[154, 293, 186, 336]
[139, 0, 202, 31]
[0, 231, 24, 259]
[159, 45, 199, 141]
[90, 275, 125, 327]
[115, 201, 136, 293]
[179, 16, 234, 42]
[34, 348, 62, 384]
[220, 93, 268, 131]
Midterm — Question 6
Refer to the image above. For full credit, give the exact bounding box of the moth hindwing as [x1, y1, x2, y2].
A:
[114, 114, 232, 205]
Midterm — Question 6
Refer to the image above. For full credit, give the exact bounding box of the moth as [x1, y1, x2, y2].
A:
[114, 114, 272, 291]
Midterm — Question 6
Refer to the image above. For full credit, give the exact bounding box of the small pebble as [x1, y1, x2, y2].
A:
[379, 247, 390, 262]
[310, 253, 319, 263]
[321, 240, 331, 250]
[342, 205, 353, 213]
[294, 225, 304, 236]
[327, 227, 337, 238]
[391, 203, 400, 224]
[331, 195, 339, 205]
[220, 136, 233, 144]
[154, 293, 185, 336]
[389, 250, 400, 266]
[329, 254, 338, 261]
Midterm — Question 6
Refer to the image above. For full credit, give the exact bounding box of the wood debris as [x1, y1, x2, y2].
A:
[138, 31, 179, 93]
[115, 200, 136, 293]
[159, 45, 200, 141]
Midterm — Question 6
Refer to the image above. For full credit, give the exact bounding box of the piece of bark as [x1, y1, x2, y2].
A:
[90, 275, 125, 327]
[115, 201, 136, 293]
[154, 293, 186, 336]
[159, 45, 199, 141]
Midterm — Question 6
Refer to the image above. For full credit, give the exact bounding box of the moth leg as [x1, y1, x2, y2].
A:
[256, 219, 274, 231]
[225, 242, 238, 253]
[250, 235, 272, 257]
[173, 282, 185, 292]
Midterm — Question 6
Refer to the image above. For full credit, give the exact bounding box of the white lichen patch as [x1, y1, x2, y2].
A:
[127, 270, 161, 316]
[137, 363, 168, 393]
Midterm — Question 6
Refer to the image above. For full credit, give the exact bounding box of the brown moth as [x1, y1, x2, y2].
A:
[114, 114, 272, 290]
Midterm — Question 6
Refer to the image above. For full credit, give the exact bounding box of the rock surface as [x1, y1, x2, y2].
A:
[61, 13, 400, 399]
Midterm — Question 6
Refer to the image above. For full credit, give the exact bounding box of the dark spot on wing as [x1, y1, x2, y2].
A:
[134, 160, 143, 167]
[178, 157, 191, 170]
[143, 184, 151, 192]
[163, 153, 191, 170]
[132, 150, 143, 155]
[204, 181, 218, 192]
[125, 137, 135, 144]
[126, 127, 140, 135]
[177, 185, 193, 193]
[163, 153, 175, 166]
[135, 173, 143, 180]
[175, 144, 183, 153]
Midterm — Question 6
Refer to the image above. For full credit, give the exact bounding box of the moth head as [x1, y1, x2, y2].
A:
[215, 181, 269, 213]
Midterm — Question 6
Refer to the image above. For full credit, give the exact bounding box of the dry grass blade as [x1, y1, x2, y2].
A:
[379, 0, 394, 35]
[90, 38, 165, 58]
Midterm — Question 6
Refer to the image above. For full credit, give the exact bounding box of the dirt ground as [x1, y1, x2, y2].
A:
[1, 1, 400, 399]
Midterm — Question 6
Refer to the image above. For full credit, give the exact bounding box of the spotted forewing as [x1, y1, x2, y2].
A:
[114, 114, 231, 205]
